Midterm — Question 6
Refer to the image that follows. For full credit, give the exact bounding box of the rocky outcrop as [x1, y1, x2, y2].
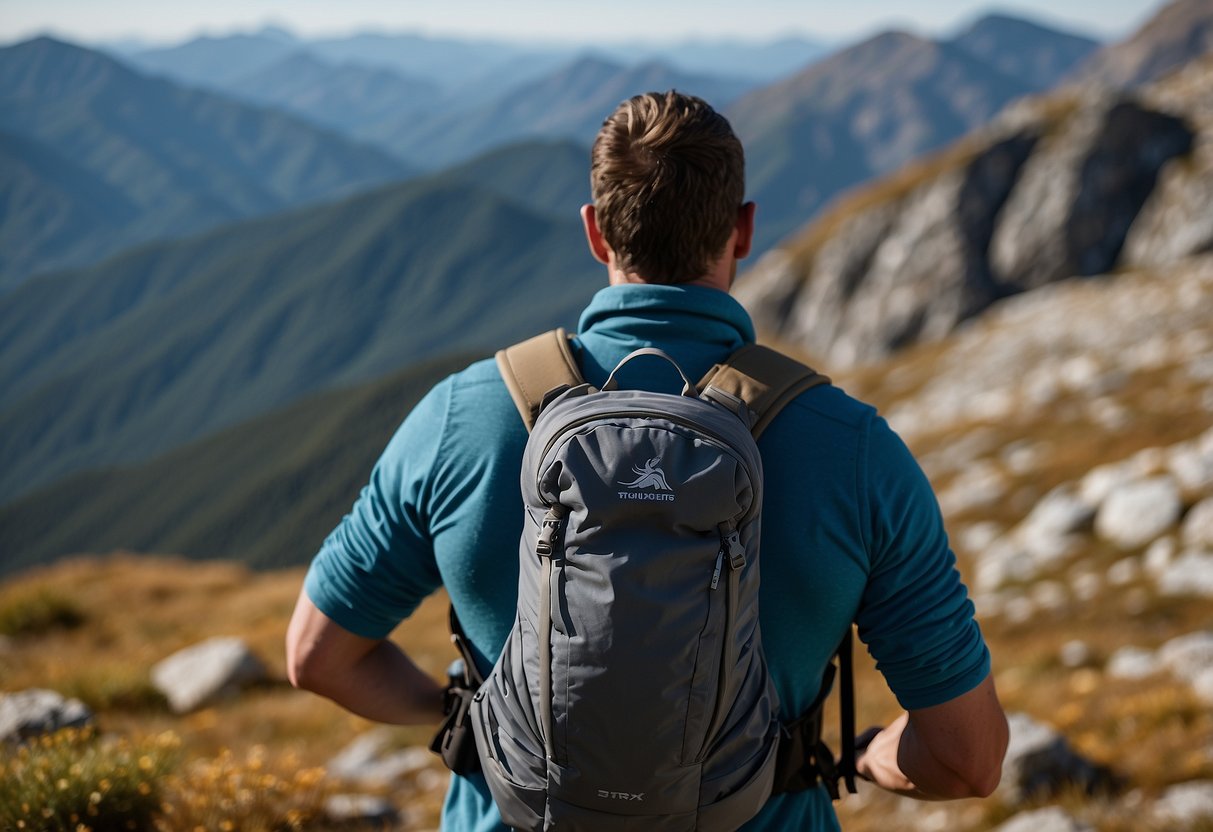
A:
[0, 688, 93, 743]
[737, 56, 1208, 369]
[326, 728, 436, 786]
[1000, 712, 1121, 804]
[992, 807, 1093, 832]
[1072, 0, 1213, 89]
[150, 636, 268, 714]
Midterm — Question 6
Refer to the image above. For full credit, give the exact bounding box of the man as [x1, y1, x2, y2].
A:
[287, 91, 1008, 830]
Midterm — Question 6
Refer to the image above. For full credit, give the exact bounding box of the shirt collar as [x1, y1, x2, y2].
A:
[577, 283, 756, 346]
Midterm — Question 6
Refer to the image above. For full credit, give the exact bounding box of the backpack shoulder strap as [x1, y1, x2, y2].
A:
[698, 343, 831, 439]
[703, 344, 857, 799]
[495, 328, 583, 432]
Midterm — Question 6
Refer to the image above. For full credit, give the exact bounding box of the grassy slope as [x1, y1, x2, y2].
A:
[0, 351, 478, 576]
[3, 258, 1210, 831]
[0, 171, 598, 504]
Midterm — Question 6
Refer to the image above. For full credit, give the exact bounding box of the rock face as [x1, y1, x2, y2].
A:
[150, 636, 268, 714]
[0, 688, 93, 743]
[992, 806, 1094, 832]
[1152, 780, 1213, 826]
[1094, 476, 1183, 548]
[1073, 0, 1213, 89]
[737, 56, 1209, 369]
[1000, 712, 1121, 804]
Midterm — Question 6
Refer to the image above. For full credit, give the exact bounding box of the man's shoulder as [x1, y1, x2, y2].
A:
[446, 356, 507, 391]
[783, 381, 878, 433]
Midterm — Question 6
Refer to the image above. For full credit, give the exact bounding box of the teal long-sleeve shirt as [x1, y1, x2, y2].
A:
[305, 283, 990, 831]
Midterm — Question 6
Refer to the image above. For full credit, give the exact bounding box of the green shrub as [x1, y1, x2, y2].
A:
[0, 727, 178, 832]
[0, 586, 85, 636]
[59, 667, 168, 713]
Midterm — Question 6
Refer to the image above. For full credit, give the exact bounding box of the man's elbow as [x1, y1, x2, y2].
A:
[958, 713, 1010, 798]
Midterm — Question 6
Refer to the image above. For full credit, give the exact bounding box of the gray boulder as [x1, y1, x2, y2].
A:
[992, 807, 1094, 832]
[327, 728, 434, 786]
[1159, 631, 1213, 686]
[1000, 712, 1121, 804]
[150, 636, 268, 714]
[1182, 496, 1213, 548]
[1153, 780, 1213, 826]
[0, 688, 93, 743]
[1157, 550, 1213, 598]
[1094, 475, 1182, 548]
[1106, 646, 1161, 680]
[324, 793, 398, 825]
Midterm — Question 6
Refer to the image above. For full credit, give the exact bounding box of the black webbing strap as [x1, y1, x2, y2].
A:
[429, 607, 485, 775]
[771, 628, 857, 799]
[838, 627, 858, 795]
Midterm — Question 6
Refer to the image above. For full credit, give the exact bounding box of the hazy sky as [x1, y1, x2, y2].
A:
[0, 0, 1167, 47]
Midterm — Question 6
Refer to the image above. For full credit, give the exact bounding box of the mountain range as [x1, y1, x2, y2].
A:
[0, 168, 600, 504]
[0, 10, 1106, 294]
[4, 1, 1212, 571]
[0, 36, 412, 289]
[729, 17, 1099, 252]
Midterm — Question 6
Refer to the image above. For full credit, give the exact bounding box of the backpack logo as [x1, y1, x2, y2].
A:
[618, 457, 675, 502]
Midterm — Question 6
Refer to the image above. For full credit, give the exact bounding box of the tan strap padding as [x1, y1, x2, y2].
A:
[698, 344, 831, 439]
[495, 328, 583, 432]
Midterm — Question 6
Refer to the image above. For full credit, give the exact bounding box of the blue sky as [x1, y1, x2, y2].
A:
[0, 0, 1166, 46]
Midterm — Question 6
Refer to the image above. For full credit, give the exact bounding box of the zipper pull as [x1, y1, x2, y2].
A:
[710, 549, 724, 590]
[718, 520, 746, 571]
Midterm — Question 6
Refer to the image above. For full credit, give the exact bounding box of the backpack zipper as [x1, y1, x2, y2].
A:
[703, 520, 745, 752]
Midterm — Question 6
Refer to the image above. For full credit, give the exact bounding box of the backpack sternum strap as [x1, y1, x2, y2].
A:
[698, 344, 830, 439]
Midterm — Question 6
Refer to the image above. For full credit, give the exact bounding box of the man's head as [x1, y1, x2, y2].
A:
[584, 91, 751, 286]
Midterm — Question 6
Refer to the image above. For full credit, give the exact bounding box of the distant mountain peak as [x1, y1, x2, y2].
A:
[256, 25, 298, 44]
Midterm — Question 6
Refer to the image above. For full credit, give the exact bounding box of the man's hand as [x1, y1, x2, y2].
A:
[855, 674, 1008, 800]
[286, 589, 445, 725]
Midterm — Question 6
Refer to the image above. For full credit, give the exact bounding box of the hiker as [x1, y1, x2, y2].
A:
[286, 90, 1009, 830]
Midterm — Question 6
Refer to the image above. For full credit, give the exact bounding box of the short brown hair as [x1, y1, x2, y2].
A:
[590, 91, 745, 284]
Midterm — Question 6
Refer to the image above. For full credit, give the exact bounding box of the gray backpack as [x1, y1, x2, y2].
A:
[468, 330, 850, 831]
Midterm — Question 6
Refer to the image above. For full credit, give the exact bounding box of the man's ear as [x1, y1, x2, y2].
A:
[580, 204, 611, 265]
[733, 201, 757, 260]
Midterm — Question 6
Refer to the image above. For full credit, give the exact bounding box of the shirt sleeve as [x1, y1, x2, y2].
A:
[855, 415, 991, 710]
[303, 378, 449, 639]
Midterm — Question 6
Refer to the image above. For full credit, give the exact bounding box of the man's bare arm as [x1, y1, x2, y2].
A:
[285, 589, 445, 724]
[856, 673, 1008, 800]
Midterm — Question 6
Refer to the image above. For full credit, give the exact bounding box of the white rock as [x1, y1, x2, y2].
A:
[1019, 485, 1096, 561]
[992, 807, 1093, 832]
[1094, 476, 1182, 549]
[325, 794, 397, 824]
[1031, 581, 1069, 611]
[938, 461, 1010, 516]
[1060, 640, 1093, 669]
[1182, 497, 1213, 548]
[1158, 550, 1213, 598]
[1107, 557, 1140, 586]
[1071, 572, 1102, 602]
[1168, 441, 1213, 494]
[0, 689, 93, 743]
[1144, 536, 1178, 576]
[1106, 646, 1161, 680]
[1193, 667, 1213, 706]
[1159, 631, 1213, 685]
[957, 522, 1004, 554]
[1153, 780, 1213, 825]
[327, 729, 434, 786]
[150, 637, 267, 714]
[1080, 462, 1137, 505]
